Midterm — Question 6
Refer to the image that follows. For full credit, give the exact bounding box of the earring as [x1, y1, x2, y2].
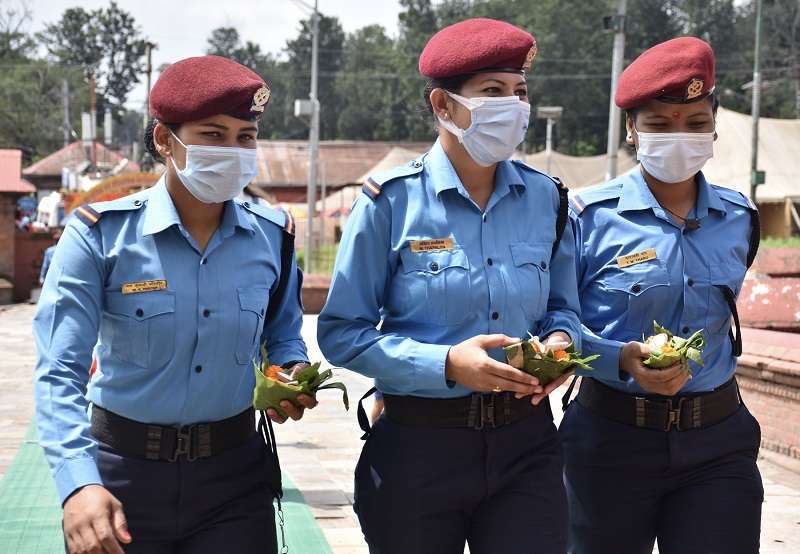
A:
[442, 112, 449, 119]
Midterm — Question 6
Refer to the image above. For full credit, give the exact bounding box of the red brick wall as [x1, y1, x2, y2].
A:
[737, 370, 800, 459]
[0, 196, 15, 280]
[13, 231, 53, 303]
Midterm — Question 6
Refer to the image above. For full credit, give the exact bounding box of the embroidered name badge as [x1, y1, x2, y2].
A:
[121, 280, 168, 295]
[616, 248, 657, 268]
[410, 238, 454, 253]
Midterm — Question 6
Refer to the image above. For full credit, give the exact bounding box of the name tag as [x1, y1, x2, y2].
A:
[616, 248, 657, 268]
[121, 280, 168, 294]
[409, 238, 454, 253]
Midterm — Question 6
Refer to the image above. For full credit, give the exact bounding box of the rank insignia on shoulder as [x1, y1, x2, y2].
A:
[281, 207, 295, 235]
[362, 178, 382, 200]
[73, 204, 101, 227]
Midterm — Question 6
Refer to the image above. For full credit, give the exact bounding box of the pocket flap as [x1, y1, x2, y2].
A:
[400, 247, 469, 274]
[510, 242, 550, 270]
[106, 290, 176, 320]
[238, 287, 269, 315]
[602, 265, 670, 296]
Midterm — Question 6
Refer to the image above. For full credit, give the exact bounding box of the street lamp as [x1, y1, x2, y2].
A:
[536, 106, 563, 174]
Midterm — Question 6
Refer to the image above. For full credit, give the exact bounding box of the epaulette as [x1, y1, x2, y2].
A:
[240, 200, 292, 232]
[713, 185, 757, 211]
[362, 158, 425, 201]
[72, 190, 149, 227]
[569, 183, 623, 216]
[509, 159, 561, 186]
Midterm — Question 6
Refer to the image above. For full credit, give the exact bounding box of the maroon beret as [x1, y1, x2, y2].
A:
[419, 18, 537, 79]
[149, 55, 271, 123]
[615, 37, 715, 110]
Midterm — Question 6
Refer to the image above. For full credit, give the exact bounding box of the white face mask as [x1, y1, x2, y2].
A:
[634, 125, 714, 183]
[437, 92, 531, 167]
[169, 132, 258, 204]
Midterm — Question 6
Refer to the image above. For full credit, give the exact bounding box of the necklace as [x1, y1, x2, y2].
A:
[661, 204, 701, 230]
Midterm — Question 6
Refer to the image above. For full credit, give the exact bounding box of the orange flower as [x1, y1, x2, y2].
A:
[265, 365, 282, 381]
[662, 345, 676, 354]
[554, 350, 570, 362]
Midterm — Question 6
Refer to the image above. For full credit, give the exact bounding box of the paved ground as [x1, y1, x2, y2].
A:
[1, 304, 799, 552]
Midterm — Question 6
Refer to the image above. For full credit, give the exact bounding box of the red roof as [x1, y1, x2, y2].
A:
[254, 140, 430, 188]
[23, 141, 141, 177]
[0, 149, 36, 193]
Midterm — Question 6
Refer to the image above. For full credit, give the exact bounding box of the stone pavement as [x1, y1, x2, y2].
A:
[1, 305, 799, 552]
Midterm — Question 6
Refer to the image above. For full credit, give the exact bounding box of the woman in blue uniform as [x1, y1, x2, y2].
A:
[34, 55, 315, 554]
[561, 37, 763, 553]
[318, 18, 582, 554]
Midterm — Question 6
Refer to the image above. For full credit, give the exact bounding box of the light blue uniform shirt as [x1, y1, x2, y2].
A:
[33, 176, 307, 503]
[570, 169, 756, 395]
[318, 140, 582, 398]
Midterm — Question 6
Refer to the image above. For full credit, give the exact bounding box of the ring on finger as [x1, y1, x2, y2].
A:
[492, 385, 502, 393]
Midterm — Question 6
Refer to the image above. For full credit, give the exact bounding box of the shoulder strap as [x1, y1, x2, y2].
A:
[552, 177, 569, 259]
[746, 204, 760, 269]
[265, 209, 297, 324]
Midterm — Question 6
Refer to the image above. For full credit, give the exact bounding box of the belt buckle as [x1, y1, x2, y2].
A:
[471, 394, 498, 430]
[168, 427, 197, 462]
[665, 397, 686, 432]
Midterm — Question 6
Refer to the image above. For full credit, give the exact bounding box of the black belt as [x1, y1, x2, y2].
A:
[576, 378, 741, 432]
[382, 392, 548, 430]
[91, 405, 256, 462]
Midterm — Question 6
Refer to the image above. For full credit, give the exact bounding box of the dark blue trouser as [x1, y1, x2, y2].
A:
[560, 399, 763, 554]
[94, 433, 277, 554]
[354, 406, 567, 554]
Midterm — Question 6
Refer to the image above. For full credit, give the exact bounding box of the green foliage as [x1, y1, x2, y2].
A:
[761, 236, 800, 248]
[38, 1, 147, 111]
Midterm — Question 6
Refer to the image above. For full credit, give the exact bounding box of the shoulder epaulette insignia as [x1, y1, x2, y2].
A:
[73, 204, 101, 227]
[363, 177, 382, 200]
[568, 183, 622, 216]
[280, 207, 295, 235]
[569, 194, 587, 215]
[362, 158, 425, 201]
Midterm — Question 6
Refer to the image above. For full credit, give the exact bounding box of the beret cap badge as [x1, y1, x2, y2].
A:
[523, 43, 538, 71]
[686, 78, 704, 100]
[251, 85, 271, 113]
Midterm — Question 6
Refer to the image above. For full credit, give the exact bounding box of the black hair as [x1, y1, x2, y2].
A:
[626, 93, 720, 125]
[423, 74, 476, 115]
[144, 119, 180, 163]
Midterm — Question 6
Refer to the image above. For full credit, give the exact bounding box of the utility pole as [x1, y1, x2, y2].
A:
[62, 79, 70, 147]
[143, 42, 155, 135]
[305, 0, 320, 274]
[605, 0, 627, 181]
[750, 0, 765, 203]
[89, 71, 97, 168]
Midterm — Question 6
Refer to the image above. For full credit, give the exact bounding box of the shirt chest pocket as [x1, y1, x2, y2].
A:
[707, 262, 746, 335]
[510, 242, 551, 320]
[600, 262, 672, 335]
[398, 247, 471, 326]
[103, 290, 176, 369]
[236, 287, 269, 366]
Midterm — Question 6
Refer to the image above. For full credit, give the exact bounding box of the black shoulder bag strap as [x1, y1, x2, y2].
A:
[551, 177, 569, 260]
[718, 205, 760, 358]
[356, 387, 378, 440]
[259, 223, 296, 554]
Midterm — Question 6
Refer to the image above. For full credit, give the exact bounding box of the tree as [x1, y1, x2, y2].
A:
[39, 1, 148, 112]
[0, 0, 34, 60]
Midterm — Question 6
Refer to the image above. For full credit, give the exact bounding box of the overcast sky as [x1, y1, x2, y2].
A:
[25, 0, 403, 109]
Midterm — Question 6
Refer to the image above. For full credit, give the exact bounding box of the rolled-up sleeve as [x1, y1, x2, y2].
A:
[317, 195, 451, 394]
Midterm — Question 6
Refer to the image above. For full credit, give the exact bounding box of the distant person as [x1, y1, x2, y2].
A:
[39, 227, 62, 285]
[319, 18, 581, 554]
[34, 55, 315, 554]
[561, 37, 763, 553]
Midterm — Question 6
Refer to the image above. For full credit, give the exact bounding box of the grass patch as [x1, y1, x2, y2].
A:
[761, 236, 800, 248]
[297, 243, 339, 275]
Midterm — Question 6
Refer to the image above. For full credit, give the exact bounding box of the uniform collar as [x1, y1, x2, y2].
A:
[142, 175, 255, 237]
[426, 139, 526, 198]
[617, 168, 727, 217]
[142, 176, 181, 236]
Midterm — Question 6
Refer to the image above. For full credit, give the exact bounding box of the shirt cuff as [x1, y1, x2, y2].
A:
[55, 456, 103, 506]
[577, 335, 625, 382]
[412, 343, 452, 391]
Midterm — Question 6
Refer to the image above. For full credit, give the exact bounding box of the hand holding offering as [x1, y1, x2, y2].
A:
[504, 335, 599, 387]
